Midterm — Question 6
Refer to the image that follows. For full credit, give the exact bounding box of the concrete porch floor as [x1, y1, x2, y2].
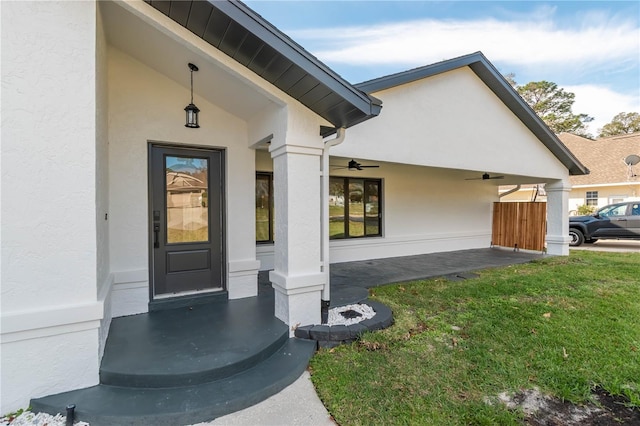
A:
[258, 247, 545, 307]
[330, 247, 545, 290]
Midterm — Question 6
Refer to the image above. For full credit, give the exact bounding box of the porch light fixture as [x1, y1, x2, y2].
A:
[184, 63, 200, 128]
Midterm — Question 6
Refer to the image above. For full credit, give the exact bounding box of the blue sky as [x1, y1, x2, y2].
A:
[245, 1, 640, 136]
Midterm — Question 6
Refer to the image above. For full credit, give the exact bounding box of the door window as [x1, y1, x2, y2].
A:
[165, 156, 209, 244]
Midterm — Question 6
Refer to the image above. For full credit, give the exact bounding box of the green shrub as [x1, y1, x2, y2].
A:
[576, 204, 595, 215]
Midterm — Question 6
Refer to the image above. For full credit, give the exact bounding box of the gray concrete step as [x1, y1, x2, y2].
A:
[99, 294, 289, 388]
[31, 338, 317, 426]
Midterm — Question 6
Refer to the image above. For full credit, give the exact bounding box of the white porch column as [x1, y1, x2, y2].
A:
[546, 179, 572, 256]
[269, 143, 324, 332]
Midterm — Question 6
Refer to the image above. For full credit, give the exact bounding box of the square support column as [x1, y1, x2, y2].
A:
[269, 143, 325, 332]
[546, 180, 572, 256]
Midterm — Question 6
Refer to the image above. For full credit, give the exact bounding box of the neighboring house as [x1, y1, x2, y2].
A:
[559, 132, 640, 214]
[1, 0, 586, 413]
[501, 133, 640, 212]
[499, 184, 548, 203]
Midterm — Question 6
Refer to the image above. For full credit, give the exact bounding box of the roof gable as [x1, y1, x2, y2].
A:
[356, 52, 588, 176]
[143, 0, 380, 134]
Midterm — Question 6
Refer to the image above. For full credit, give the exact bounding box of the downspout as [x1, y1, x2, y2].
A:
[499, 184, 521, 198]
[321, 128, 346, 323]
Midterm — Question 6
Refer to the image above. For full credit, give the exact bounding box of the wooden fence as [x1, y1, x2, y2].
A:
[492, 202, 546, 252]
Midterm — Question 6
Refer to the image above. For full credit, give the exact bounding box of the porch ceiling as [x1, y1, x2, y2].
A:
[141, 0, 381, 134]
[328, 156, 561, 186]
[101, 1, 278, 121]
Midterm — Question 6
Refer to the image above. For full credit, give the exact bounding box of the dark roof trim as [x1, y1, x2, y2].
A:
[144, 0, 380, 131]
[356, 52, 588, 176]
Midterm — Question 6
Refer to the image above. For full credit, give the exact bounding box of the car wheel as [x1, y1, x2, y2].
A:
[569, 229, 585, 247]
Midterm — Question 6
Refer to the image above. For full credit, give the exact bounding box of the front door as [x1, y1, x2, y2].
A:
[149, 145, 224, 298]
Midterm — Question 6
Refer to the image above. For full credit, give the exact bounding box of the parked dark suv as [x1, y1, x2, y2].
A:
[569, 201, 640, 246]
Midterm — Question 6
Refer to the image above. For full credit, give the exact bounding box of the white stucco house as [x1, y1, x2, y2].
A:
[1, 0, 587, 415]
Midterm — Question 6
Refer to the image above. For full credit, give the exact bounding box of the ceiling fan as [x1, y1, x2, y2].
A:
[465, 173, 505, 181]
[333, 159, 380, 171]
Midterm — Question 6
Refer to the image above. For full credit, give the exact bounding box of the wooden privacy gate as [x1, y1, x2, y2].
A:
[492, 202, 546, 252]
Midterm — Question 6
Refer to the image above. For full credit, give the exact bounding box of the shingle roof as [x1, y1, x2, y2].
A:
[356, 52, 589, 176]
[144, 0, 381, 135]
[559, 132, 640, 185]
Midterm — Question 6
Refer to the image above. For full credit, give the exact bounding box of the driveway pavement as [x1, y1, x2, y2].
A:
[570, 239, 640, 253]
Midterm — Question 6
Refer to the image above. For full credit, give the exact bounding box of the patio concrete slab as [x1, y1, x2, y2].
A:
[330, 247, 544, 289]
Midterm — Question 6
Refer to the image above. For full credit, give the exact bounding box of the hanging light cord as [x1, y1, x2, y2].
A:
[190, 67, 194, 104]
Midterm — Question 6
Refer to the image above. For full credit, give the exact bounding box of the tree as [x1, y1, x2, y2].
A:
[516, 81, 593, 137]
[598, 112, 640, 137]
[504, 72, 517, 87]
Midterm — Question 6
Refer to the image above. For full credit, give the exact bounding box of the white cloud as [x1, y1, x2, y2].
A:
[565, 84, 640, 136]
[290, 15, 639, 71]
[288, 9, 639, 138]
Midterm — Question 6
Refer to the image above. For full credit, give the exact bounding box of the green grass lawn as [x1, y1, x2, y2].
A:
[310, 251, 640, 425]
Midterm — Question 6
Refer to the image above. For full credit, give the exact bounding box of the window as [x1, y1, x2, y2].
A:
[329, 177, 382, 239]
[598, 203, 627, 217]
[256, 173, 273, 243]
[255, 174, 382, 242]
[586, 191, 598, 206]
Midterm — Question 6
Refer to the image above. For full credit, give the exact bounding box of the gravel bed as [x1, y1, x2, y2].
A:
[1, 411, 89, 426]
[326, 303, 376, 326]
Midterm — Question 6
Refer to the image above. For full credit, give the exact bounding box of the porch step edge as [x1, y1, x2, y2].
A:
[31, 338, 317, 426]
[99, 329, 289, 388]
[148, 291, 229, 312]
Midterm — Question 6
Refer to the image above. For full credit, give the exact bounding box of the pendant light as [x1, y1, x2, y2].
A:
[185, 63, 200, 128]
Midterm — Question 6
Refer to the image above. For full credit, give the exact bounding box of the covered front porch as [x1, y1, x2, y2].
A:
[31, 248, 541, 425]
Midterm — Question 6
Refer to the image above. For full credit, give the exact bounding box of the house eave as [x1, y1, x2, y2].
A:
[143, 0, 380, 129]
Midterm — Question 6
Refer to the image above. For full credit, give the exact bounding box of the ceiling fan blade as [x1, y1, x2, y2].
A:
[465, 173, 505, 180]
[332, 159, 381, 171]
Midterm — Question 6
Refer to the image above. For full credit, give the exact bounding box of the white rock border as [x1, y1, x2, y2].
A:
[326, 303, 376, 326]
[1, 411, 89, 426]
